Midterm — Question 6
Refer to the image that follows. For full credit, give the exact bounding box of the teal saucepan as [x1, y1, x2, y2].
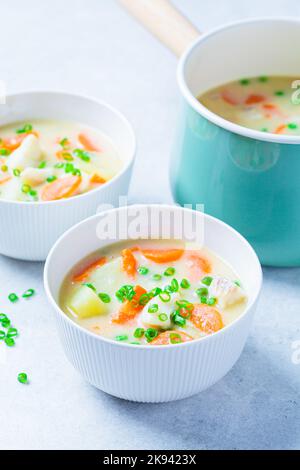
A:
[119, 0, 300, 266]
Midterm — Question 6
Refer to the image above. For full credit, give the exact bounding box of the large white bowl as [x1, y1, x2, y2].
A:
[0, 91, 136, 261]
[44, 204, 262, 403]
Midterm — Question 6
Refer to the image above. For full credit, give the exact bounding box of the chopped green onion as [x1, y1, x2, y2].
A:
[171, 312, 186, 327]
[7, 328, 18, 338]
[18, 373, 28, 384]
[180, 278, 190, 289]
[258, 76, 268, 82]
[148, 304, 159, 313]
[275, 90, 284, 96]
[207, 297, 217, 306]
[138, 293, 150, 306]
[8, 293, 19, 303]
[62, 153, 74, 161]
[115, 285, 135, 303]
[22, 288, 35, 299]
[83, 283, 96, 292]
[72, 168, 81, 176]
[234, 280, 241, 287]
[159, 292, 171, 303]
[98, 293, 111, 303]
[16, 124, 33, 134]
[29, 189, 37, 197]
[13, 168, 21, 177]
[133, 328, 144, 339]
[158, 313, 168, 322]
[260, 128, 268, 132]
[46, 175, 57, 183]
[288, 123, 298, 130]
[5, 337, 15, 347]
[55, 163, 65, 169]
[138, 266, 149, 275]
[150, 287, 162, 297]
[38, 161, 46, 169]
[170, 333, 182, 344]
[65, 163, 74, 173]
[1, 318, 10, 328]
[175, 300, 193, 311]
[21, 184, 31, 194]
[73, 148, 91, 162]
[0, 330, 5, 340]
[60, 137, 69, 148]
[201, 276, 213, 286]
[0, 148, 10, 156]
[0, 314, 8, 322]
[240, 78, 250, 85]
[115, 335, 128, 341]
[170, 278, 179, 292]
[152, 274, 162, 281]
[200, 296, 207, 304]
[164, 267, 175, 277]
[196, 287, 208, 297]
[145, 328, 158, 342]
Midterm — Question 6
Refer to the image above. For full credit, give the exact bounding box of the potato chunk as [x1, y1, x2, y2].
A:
[8, 134, 42, 170]
[210, 277, 246, 308]
[70, 285, 107, 319]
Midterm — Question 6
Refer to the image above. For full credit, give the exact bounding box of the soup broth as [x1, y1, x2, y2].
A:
[60, 240, 248, 346]
[199, 76, 300, 135]
[0, 119, 122, 201]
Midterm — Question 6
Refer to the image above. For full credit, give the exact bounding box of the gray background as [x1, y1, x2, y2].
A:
[0, 0, 299, 450]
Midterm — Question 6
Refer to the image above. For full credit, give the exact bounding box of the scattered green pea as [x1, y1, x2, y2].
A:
[138, 266, 149, 275]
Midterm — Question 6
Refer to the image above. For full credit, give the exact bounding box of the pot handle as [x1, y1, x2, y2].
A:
[118, 0, 200, 57]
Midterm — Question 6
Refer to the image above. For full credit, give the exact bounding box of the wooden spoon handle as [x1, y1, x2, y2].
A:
[118, 0, 200, 57]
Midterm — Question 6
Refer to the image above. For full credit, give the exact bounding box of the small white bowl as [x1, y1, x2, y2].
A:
[0, 91, 136, 261]
[44, 204, 262, 403]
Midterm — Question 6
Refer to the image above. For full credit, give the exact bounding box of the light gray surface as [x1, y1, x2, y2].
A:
[0, 0, 299, 450]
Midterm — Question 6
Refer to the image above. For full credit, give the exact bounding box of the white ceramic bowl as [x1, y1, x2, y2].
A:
[0, 91, 136, 261]
[44, 204, 262, 403]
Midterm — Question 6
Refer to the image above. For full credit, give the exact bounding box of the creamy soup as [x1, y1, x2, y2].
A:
[60, 240, 248, 346]
[0, 120, 122, 201]
[199, 76, 300, 135]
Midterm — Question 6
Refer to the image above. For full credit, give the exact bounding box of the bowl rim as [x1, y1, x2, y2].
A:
[178, 16, 300, 145]
[44, 203, 263, 350]
[0, 89, 136, 206]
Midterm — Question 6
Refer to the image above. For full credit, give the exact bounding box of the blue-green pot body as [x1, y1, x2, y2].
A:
[171, 102, 300, 266]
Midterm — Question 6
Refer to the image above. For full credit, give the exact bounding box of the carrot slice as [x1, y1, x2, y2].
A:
[221, 90, 241, 106]
[73, 257, 107, 283]
[275, 124, 286, 134]
[141, 248, 184, 264]
[0, 175, 11, 184]
[112, 285, 147, 324]
[121, 248, 137, 278]
[184, 251, 211, 282]
[150, 330, 193, 345]
[78, 133, 100, 152]
[245, 94, 265, 105]
[2, 131, 39, 152]
[191, 304, 223, 335]
[41, 175, 81, 201]
[90, 173, 106, 185]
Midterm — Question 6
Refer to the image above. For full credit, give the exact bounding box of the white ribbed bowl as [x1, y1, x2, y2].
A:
[0, 91, 136, 261]
[44, 205, 262, 403]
